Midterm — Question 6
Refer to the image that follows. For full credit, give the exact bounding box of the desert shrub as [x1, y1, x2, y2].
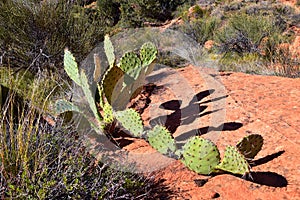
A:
[171, 0, 197, 19]
[96, 0, 121, 26]
[180, 15, 220, 46]
[0, 88, 160, 199]
[268, 44, 300, 78]
[116, 0, 188, 27]
[218, 52, 269, 75]
[216, 12, 289, 60]
[157, 51, 188, 68]
[0, 0, 108, 75]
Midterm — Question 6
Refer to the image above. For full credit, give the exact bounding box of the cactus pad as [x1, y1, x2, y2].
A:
[119, 52, 142, 73]
[80, 69, 101, 122]
[102, 65, 124, 104]
[236, 134, 263, 159]
[215, 146, 249, 175]
[102, 102, 114, 124]
[93, 54, 102, 82]
[54, 99, 80, 115]
[119, 52, 142, 81]
[104, 35, 115, 68]
[140, 42, 157, 67]
[181, 137, 220, 175]
[64, 49, 81, 86]
[147, 125, 176, 155]
[115, 108, 143, 137]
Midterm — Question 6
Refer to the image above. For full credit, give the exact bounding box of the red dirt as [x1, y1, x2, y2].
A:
[124, 65, 300, 199]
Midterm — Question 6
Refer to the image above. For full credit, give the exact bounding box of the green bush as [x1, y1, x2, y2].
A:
[180, 15, 220, 46]
[0, 0, 107, 74]
[0, 68, 168, 199]
[0, 89, 163, 199]
[116, 0, 188, 27]
[216, 12, 289, 60]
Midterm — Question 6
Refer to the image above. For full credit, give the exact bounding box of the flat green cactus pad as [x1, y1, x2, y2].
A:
[181, 137, 220, 175]
[104, 35, 115, 68]
[140, 42, 157, 67]
[115, 108, 143, 137]
[147, 125, 176, 155]
[64, 49, 81, 86]
[80, 69, 101, 122]
[215, 146, 250, 175]
[236, 134, 263, 159]
[55, 99, 80, 115]
[102, 102, 114, 124]
[102, 65, 124, 104]
[119, 52, 141, 72]
[93, 54, 102, 82]
[119, 52, 142, 82]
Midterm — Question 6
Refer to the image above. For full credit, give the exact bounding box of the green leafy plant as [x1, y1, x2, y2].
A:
[214, 146, 250, 175]
[0, 0, 107, 74]
[147, 125, 177, 155]
[180, 10, 220, 46]
[0, 86, 158, 199]
[115, 108, 144, 137]
[117, 0, 187, 27]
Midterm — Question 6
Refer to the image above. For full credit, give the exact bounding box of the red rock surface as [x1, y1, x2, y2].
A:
[124, 65, 300, 199]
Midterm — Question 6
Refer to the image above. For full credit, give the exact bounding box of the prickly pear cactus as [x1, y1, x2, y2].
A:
[93, 54, 102, 82]
[64, 49, 81, 86]
[102, 102, 114, 124]
[55, 99, 80, 115]
[181, 137, 220, 175]
[104, 34, 115, 69]
[101, 65, 124, 104]
[140, 42, 157, 68]
[115, 108, 143, 137]
[80, 69, 102, 122]
[215, 146, 249, 175]
[236, 134, 263, 159]
[147, 125, 176, 155]
[119, 52, 142, 81]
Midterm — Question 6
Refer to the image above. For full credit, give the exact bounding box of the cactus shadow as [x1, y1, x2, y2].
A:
[149, 89, 227, 134]
[250, 150, 285, 167]
[197, 122, 243, 135]
[245, 171, 288, 187]
[230, 151, 287, 187]
[175, 122, 243, 143]
[103, 126, 136, 148]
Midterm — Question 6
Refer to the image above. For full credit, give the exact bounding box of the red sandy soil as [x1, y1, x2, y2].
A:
[123, 65, 300, 199]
